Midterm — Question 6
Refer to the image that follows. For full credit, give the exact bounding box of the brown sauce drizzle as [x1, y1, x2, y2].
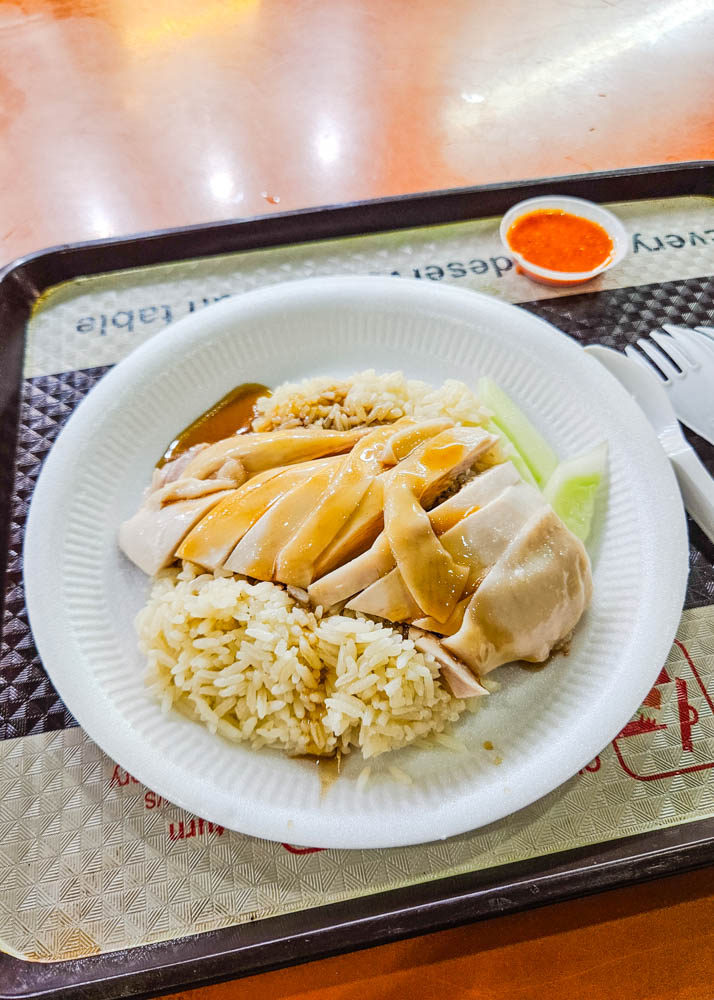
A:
[157, 382, 269, 468]
[294, 753, 342, 796]
[519, 637, 571, 672]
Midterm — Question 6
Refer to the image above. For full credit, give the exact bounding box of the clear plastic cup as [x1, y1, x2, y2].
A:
[500, 195, 628, 287]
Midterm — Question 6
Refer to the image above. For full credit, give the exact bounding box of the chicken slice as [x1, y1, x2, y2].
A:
[181, 426, 371, 482]
[436, 480, 546, 592]
[274, 419, 452, 588]
[314, 426, 497, 578]
[412, 596, 472, 637]
[224, 459, 341, 580]
[273, 423, 406, 588]
[380, 418, 453, 465]
[119, 490, 234, 576]
[443, 507, 592, 674]
[347, 572, 423, 621]
[151, 443, 209, 490]
[147, 475, 237, 508]
[428, 461, 520, 532]
[176, 458, 342, 569]
[308, 462, 519, 609]
[347, 480, 544, 623]
[408, 627, 489, 698]
[308, 536, 395, 610]
[383, 474, 469, 622]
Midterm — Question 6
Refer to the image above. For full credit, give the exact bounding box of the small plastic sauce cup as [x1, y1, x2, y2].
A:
[500, 195, 628, 287]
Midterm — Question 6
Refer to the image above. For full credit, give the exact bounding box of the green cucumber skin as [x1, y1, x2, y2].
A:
[485, 420, 538, 487]
[544, 444, 608, 542]
[478, 378, 606, 542]
[478, 378, 557, 487]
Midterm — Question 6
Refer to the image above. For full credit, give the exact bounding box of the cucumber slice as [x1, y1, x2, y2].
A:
[544, 442, 608, 542]
[485, 420, 538, 487]
[478, 377, 558, 487]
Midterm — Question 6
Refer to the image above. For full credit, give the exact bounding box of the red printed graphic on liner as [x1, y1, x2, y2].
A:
[169, 818, 224, 840]
[109, 765, 225, 843]
[109, 765, 318, 849]
[110, 765, 139, 786]
[610, 640, 714, 781]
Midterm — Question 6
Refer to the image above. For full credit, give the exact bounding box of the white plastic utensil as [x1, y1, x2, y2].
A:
[693, 325, 714, 341]
[586, 344, 714, 544]
[663, 324, 714, 358]
[623, 327, 714, 446]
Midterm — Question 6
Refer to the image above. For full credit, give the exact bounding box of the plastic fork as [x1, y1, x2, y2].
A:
[624, 326, 714, 446]
[692, 324, 714, 344]
[586, 344, 714, 543]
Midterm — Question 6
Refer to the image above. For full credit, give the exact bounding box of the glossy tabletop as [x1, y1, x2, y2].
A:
[0, 0, 712, 266]
[0, 1, 713, 998]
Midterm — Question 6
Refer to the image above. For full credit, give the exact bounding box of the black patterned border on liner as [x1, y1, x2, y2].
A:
[1, 366, 109, 740]
[1, 277, 713, 742]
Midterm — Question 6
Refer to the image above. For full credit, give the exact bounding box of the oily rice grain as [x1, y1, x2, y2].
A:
[251, 370, 487, 432]
[138, 563, 471, 759]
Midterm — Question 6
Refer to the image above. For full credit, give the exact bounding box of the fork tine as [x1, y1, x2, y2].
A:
[660, 325, 700, 365]
[662, 324, 696, 336]
[624, 343, 668, 381]
[651, 330, 696, 370]
[633, 337, 680, 381]
[694, 325, 714, 347]
[663, 325, 714, 364]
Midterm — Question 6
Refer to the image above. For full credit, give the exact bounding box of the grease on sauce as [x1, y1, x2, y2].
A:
[157, 382, 269, 467]
[507, 209, 613, 273]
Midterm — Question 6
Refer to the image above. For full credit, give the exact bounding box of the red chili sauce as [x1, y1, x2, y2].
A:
[507, 209, 614, 273]
[157, 382, 269, 467]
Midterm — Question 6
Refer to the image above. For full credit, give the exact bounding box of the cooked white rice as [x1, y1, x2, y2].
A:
[251, 369, 487, 432]
[139, 563, 470, 759]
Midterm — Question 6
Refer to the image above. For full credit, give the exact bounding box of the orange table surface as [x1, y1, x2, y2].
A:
[0, 0, 712, 266]
[1, 1, 713, 997]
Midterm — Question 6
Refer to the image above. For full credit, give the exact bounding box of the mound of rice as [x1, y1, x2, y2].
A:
[139, 563, 470, 759]
[251, 369, 487, 432]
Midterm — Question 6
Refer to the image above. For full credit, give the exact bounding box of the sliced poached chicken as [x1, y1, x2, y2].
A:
[383, 473, 469, 622]
[181, 426, 372, 482]
[313, 426, 497, 578]
[151, 444, 209, 490]
[274, 423, 409, 588]
[408, 627, 489, 698]
[308, 461, 520, 609]
[274, 419, 451, 588]
[176, 459, 342, 569]
[347, 478, 544, 622]
[118, 490, 234, 576]
[443, 506, 592, 673]
[224, 459, 341, 579]
[379, 418, 453, 464]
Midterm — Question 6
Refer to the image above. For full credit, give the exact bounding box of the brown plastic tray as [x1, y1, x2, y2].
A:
[1, 161, 713, 999]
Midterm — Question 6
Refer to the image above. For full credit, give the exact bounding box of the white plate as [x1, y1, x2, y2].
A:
[24, 276, 688, 849]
